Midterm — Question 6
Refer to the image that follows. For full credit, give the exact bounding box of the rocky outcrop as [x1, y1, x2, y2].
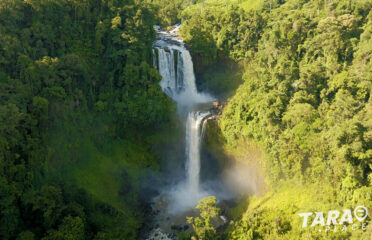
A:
[211, 100, 226, 117]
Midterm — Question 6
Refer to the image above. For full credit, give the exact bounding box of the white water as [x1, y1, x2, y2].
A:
[165, 111, 212, 213]
[185, 111, 211, 196]
[153, 29, 213, 106]
[153, 25, 214, 213]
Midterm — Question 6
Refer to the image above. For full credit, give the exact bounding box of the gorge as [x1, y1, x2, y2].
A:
[1, 1, 370, 239]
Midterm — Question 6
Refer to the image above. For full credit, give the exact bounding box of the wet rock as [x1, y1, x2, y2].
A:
[170, 224, 183, 231]
[220, 215, 228, 224]
[145, 228, 174, 240]
[164, 46, 170, 53]
[211, 100, 225, 112]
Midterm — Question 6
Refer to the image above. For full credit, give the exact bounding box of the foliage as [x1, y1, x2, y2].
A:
[0, 0, 174, 239]
[145, 0, 204, 26]
[180, 0, 372, 239]
[197, 58, 244, 98]
[187, 196, 220, 240]
[1, 0, 372, 239]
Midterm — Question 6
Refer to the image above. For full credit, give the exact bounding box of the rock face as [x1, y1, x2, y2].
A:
[211, 101, 226, 117]
[153, 24, 183, 46]
[145, 228, 174, 240]
[163, 46, 170, 53]
[170, 224, 183, 231]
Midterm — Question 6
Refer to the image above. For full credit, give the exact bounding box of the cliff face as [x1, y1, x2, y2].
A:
[202, 119, 267, 197]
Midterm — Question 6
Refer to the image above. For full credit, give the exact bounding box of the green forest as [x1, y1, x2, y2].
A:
[1, 0, 371, 239]
[0, 0, 174, 239]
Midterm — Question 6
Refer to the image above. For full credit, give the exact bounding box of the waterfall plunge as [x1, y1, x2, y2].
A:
[185, 111, 211, 196]
[153, 29, 214, 213]
[161, 111, 212, 214]
[154, 45, 213, 106]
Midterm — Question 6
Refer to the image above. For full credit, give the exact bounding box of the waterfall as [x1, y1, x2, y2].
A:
[185, 111, 211, 195]
[153, 39, 212, 106]
[153, 25, 214, 213]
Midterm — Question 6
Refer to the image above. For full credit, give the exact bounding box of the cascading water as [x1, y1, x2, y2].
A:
[145, 25, 259, 240]
[153, 27, 213, 107]
[153, 25, 214, 213]
[185, 111, 211, 197]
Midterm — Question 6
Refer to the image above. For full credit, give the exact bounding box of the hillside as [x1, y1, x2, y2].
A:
[0, 0, 371, 240]
[178, 0, 372, 239]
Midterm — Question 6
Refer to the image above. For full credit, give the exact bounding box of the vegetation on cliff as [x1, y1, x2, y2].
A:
[0, 0, 174, 239]
[178, 0, 372, 239]
[1, 0, 371, 239]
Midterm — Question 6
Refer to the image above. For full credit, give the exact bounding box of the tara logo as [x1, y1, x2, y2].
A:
[298, 206, 368, 232]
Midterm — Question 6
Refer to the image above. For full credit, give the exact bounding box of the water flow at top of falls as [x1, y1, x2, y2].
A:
[153, 25, 215, 213]
[153, 26, 214, 107]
